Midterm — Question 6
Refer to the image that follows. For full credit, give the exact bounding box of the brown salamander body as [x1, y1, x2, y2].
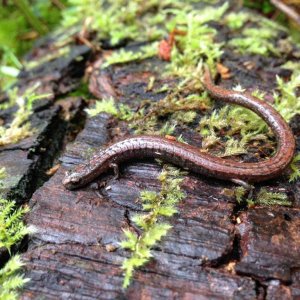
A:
[63, 66, 295, 190]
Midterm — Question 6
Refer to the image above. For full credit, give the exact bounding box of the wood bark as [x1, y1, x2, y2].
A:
[0, 2, 299, 299]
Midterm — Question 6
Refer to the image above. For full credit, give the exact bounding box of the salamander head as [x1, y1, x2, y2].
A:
[62, 170, 84, 190]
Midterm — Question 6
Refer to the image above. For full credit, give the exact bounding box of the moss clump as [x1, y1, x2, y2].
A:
[62, 0, 195, 46]
[130, 90, 211, 135]
[225, 10, 287, 57]
[273, 69, 300, 122]
[225, 12, 250, 30]
[0, 198, 33, 253]
[199, 103, 270, 157]
[85, 97, 134, 121]
[85, 97, 118, 117]
[228, 27, 279, 56]
[167, 3, 228, 76]
[256, 188, 291, 206]
[102, 43, 158, 68]
[233, 186, 291, 207]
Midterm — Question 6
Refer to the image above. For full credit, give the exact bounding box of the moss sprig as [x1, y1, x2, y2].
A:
[0, 198, 32, 299]
[289, 153, 300, 182]
[85, 97, 134, 121]
[273, 70, 300, 122]
[120, 165, 186, 288]
[167, 3, 228, 77]
[0, 255, 30, 300]
[0, 167, 7, 190]
[256, 188, 291, 206]
[225, 12, 250, 30]
[0, 168, 6, 180]
[233, 186, 291, 207]
[228, 27, 279, 56]
[62, 0, 195, 46]
[130, 88, 211, 135]
[198, 104, 270, 157]
[225, 10, 287, 57]
[0, 85, 51, 146]
[0, 198, 33, 253]
[102, 43, 158, 68]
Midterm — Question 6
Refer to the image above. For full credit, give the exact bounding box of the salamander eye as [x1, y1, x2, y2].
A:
[63, 171, 82, 189]
[68, 173, 82, 184]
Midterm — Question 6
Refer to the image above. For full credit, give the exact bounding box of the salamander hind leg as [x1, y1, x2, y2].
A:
[231, 178, 254, 200]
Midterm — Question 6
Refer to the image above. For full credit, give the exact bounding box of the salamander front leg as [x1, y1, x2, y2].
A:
[109, 163, 120, 180]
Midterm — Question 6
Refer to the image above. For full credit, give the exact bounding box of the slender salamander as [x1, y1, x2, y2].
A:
[63, 66, 295, 190]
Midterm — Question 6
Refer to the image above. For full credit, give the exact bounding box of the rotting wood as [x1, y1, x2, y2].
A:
[22, 114, 257, 299]
[22, 50, 300, 299]
[0, 36, 91, 267]
[0, 1, 297, 299]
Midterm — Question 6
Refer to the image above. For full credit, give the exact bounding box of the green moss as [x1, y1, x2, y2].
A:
[131, 90, 211, 135]
[85, 89, 210, 137]
[199, 104, 269, 156]
[273, 70, 300, 122]
[158, 122, 176, 136]
[0, 168, 7, 190]
[62, 0, 227, 78]
[0, 195, 32, 298]
[234, 186, 247, 204]
[0, 85, 52, 146]
[289, 153, 300, 182]
[172, 111, 197, 124]
[0, 198, 33, 253]
[226, 9, 288, 57]
[85, 97, 134, 121]
[233, 186, 291, 207]
[225, 12, 250, 30]
[167, 3, 228, 77]
[228, 27, 279, 56]
[0, 168, 6, 179]
[62, 0, 195, 46]
[68, 82, 90, 98]
[221, 138, 248, 157]
[85, 97, 118, 117]
[103, 43, 158, 68]
[120, 165, 185, 288]
[0, 255, 29, 300]
[256, 188, 291, 206]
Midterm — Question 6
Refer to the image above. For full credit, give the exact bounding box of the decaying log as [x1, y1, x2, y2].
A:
[0, 1, 299, 299]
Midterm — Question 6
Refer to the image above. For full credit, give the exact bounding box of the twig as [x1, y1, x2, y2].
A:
[271, 0, 300, 25]
[51, 0, 65, 10]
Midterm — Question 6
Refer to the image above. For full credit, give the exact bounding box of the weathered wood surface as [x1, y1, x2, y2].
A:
[0, 2, 297, 299]
[0, 39, 90, 201]
[0, 36, 90, 263]
[21, 45, 300, 300]
[22, 114, 259, 299]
